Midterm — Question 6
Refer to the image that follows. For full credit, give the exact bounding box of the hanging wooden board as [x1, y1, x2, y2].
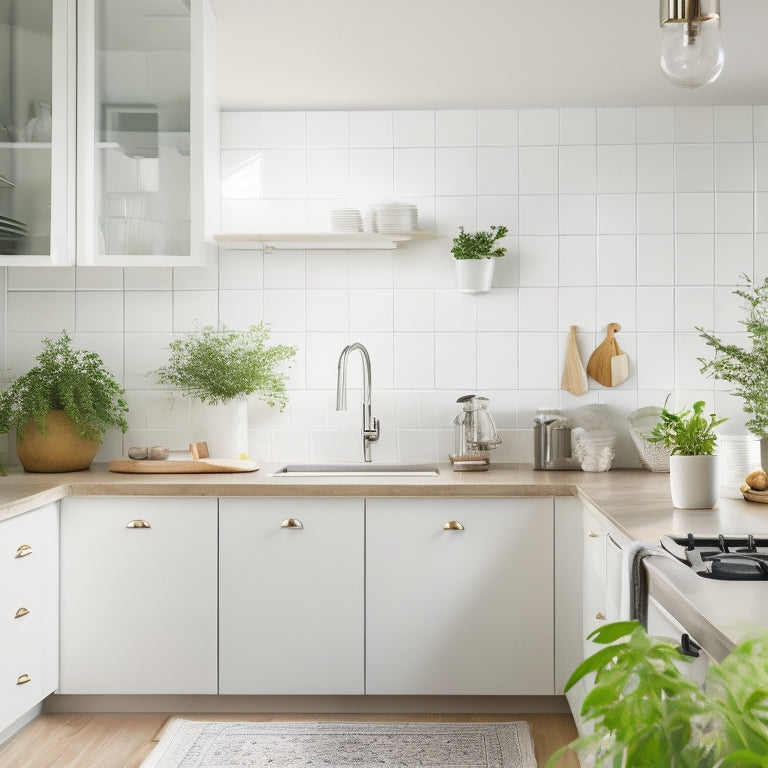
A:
[561, 325, 588, 396]
[587, 322, 629, 387]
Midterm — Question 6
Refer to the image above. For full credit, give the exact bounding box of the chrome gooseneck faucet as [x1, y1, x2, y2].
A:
[336, 342, 379, 462]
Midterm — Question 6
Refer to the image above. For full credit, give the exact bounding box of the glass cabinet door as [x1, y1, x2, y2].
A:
[0, 0, 75, 265]
[77, 0, 215, 266]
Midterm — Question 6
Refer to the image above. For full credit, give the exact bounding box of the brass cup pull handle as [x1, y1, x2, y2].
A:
[16, 674, 31, 686]
[15, 544, 32, 558]
[281, 518, 303, 529]
[14, 607, 30, 619]
[443, 521, 465, 531]
[126, 520, 151, 529]
[596, 612, 606, 621]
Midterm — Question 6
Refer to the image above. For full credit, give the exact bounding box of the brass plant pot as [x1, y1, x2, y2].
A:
[16, 410, 101, 473]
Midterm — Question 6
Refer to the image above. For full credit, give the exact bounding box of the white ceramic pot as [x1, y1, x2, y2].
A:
[669, 454, 720, 509]
[455, 258, 495, 294]
[202, 397, 249, 459]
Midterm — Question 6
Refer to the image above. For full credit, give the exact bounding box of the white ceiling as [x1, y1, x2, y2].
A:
[214, 0, 768, 110]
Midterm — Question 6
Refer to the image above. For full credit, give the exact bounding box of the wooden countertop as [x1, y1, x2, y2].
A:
[2, 461, 765, 660]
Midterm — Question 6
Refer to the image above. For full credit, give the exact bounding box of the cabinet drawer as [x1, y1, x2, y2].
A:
[0, 511, 43, 612]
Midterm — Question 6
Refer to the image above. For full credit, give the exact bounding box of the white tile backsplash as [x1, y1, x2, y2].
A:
[5, 106, 768, 469]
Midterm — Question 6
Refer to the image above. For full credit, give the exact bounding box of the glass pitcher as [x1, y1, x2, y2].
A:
[449, 395, 502, 471]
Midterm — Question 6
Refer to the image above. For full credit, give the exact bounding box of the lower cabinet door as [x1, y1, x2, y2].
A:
[365, 497, 555, 695]
[219, 497, 365, 694]
[59, 497, 218, 694]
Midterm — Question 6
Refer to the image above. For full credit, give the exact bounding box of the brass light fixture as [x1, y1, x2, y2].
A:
[659, 0, 724, 88]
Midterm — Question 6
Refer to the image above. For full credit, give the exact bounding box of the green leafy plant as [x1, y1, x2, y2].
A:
[645, 398, 727, 456]
[698, 276, 768, 439]
[547, 621, 768, 768]
[0, 331, 129, 442]
[153, 323, 296, 408]
[450, 225, 509, 260]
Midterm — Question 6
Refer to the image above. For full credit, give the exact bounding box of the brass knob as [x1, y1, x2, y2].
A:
[16, 674, 31, 686]
[443, 521, 465, 531]
[126, 520, 151, 529]
[15, 544, 32, 558]
[588, 530, 599, 538]
[596, 612, 606, 621]
[14, 607, 29, 619]
[281, 518, 303, 529]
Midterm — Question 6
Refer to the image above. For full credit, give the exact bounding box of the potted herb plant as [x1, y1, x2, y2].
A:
[450, 224, 508, 294]
[547, 621, 768, 768]
[698, 275, 768, 471]
[0, 331, 129, 472]
[645, 399, 727, 509]
[153, 323, 296, 459]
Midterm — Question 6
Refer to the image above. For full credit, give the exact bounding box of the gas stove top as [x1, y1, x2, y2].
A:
[661, 534, 768, 581]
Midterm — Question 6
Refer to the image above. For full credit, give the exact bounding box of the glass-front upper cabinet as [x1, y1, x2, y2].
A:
[77, 0, 218, 266]
[0, 0, 75, 265]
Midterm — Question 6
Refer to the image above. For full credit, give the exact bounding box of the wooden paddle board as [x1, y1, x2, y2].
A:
[109, 458, 259, 474]
[561, 325, 588, 396]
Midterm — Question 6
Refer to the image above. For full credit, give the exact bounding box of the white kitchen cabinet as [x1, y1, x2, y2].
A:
[366, 497, 554, 695]
[0, 503, 58, 732]
[77, 0, 218, 266]
[219, 497, 364, 694]
[0, 0, 76, 265]
[569, 503, 629, 733]
[59, 496, 217, 694]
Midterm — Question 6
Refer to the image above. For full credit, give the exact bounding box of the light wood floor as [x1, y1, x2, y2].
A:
[0, 712, 580, 767]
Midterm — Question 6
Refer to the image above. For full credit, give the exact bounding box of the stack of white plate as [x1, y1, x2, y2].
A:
[0, 215, 28, 254]
[372, 203, 418, 233]
[330, 208, 363, 233]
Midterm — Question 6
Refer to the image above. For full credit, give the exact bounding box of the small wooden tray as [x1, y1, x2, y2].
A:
[109, 458, 259, 474]
[740, 484, 768, 503]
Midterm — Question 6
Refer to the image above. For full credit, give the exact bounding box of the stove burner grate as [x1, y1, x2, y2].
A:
[660, 533, 768, 580]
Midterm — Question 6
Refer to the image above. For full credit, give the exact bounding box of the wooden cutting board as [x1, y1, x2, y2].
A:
[109, 458, 259, 474]
[587, 322, 629, 387]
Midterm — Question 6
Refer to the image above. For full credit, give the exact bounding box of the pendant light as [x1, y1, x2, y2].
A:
[659, 0, 724, 88]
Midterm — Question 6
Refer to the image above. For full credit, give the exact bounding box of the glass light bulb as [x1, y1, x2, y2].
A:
[659, 18, 724, 88]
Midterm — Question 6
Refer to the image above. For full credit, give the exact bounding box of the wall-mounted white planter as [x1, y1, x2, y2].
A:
[455, 259, 495, 294]
[669, 454, 719, 509]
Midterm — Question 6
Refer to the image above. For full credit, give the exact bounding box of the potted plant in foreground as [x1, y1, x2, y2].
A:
[548, 621, 768, 768]
[153, 323, 296, 459]
[0, 331, 129, 472]
[450, 224, 508, 294]
[698, 275, 768, 471]
[645, 398, 727, 509]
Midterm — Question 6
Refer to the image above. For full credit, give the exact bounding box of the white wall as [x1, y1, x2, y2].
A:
[4, 105, 768, 468]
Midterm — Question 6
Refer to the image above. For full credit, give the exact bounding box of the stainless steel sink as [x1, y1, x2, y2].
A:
[270, 463, 440, 477]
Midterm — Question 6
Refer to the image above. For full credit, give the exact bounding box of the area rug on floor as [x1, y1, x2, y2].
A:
[140, 719, 538, 768]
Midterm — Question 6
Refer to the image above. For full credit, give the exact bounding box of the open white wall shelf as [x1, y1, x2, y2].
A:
[215, 231, 436, 252]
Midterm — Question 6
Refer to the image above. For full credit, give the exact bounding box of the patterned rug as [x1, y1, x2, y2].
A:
[141, 720, 538, 768]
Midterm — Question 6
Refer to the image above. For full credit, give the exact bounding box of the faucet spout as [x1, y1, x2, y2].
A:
[336, 342, 379, 462]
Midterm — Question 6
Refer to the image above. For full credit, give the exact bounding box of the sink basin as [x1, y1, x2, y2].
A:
[271, 463, 440, 477]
